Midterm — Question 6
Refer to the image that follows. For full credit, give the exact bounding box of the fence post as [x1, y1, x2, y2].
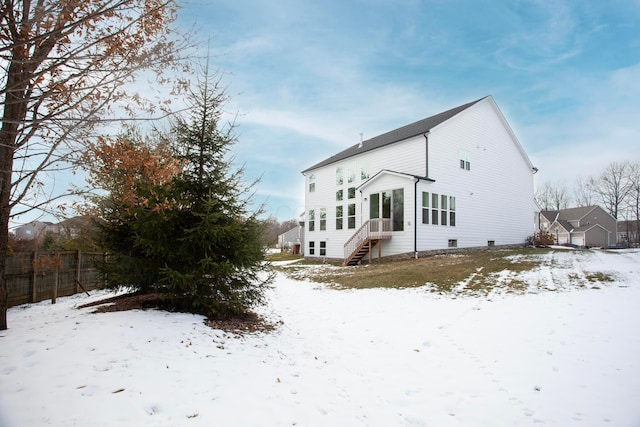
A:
[75, 250, 81, 294]
[104, 252, 108, 288]
[52, 259, 58, 304]
[31, 251, 37, 303]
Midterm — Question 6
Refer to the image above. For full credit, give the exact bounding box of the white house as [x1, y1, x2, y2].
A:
[277, 222, 304, 254]
[301, 96, 538, 265]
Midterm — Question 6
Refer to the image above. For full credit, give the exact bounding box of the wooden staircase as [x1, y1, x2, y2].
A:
[343, 219, 392, 266]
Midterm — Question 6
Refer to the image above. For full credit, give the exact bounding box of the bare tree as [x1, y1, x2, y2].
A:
[535, 181, 552, 210]
[573, 176, 595, 207]
[261, 215, 300, 247]
[535, 181, 570, 211]
[591, 161, 633, 220]
[0, 0, 190, 330]
[624, 161, 640, 244]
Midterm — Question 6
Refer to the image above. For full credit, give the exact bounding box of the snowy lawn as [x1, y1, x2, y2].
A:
[1, 249, 640, 426]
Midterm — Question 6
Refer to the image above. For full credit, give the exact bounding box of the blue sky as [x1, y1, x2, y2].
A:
[174, 0, 640, 221]
[14, 0, 640, 227]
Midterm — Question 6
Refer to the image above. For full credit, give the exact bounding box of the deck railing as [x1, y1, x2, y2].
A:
[343, 218, 392, 260]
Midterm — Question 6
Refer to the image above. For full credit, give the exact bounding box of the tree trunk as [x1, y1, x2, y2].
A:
[0, 50, 27, 330]
[0, 135, 15, 331]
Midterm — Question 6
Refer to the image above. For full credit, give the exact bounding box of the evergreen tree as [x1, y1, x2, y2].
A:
[95, 68, 273, 318]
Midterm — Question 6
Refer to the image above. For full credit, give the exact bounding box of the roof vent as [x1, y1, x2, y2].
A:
[358, 132, 363, 148]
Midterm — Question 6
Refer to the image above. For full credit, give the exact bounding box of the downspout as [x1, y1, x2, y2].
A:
[416, 131, 430, 259]
[414, 177, 419, 259]
[423, 131, 430, 178]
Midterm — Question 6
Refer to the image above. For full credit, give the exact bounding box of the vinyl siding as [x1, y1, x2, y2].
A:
[416, 100, 535, 250]
[578, 207, 615, 247]
[304, 138, 426, 259]
[304, 97, 535, 260]
[359, 172, 417, 258]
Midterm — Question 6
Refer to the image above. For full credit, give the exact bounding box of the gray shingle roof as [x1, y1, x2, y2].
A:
[541, 206, 597, 222]
[301, 96, 487, 173]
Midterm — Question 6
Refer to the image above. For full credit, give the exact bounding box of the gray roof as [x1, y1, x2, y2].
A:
[540, 206, 597, 223]
[302, 96, 487, 173]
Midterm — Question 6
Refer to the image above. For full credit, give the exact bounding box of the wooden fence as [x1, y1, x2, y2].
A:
[5, 251, 104, 307]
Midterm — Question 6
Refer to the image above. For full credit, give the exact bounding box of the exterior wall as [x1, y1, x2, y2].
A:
[360, 173, 417, 258]
[303, 97, 536, 260]
[415, 100, 535, 251]
[278, 226, 302, 250]
[584, 226, 609, 247]
[539, 216, 553, 232]
[303, 137, 425, 259]
[549, 223, 570, 244]
[578, 207, 616, 245]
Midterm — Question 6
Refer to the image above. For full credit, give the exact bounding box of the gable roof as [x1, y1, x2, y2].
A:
[541, 206, 605, 223]
[302, 96, 488, 173]
[356, 169, 435, 191]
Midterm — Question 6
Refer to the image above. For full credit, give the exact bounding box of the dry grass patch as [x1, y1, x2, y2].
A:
[585, 272, 615, 283]
[279, 248, 548, 294]
[266, 252, 304, 262]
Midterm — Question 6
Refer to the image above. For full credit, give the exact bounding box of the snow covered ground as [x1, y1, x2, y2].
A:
[1, 249, 639, 426]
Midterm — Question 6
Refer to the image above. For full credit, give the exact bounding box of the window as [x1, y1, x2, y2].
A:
[370, 193, 379, 219]
[309, 241, 315, 255]
[309, 174, 316, 192]
[431, 193, 439, 225]
[320, 241, 326, 256]
[320, 208, 326, 231]
[448, 239, 457, 248]
[336, 166, 343, 185]
[347, 162, 356, 183]
[488, 240, 495, 247]
[361, 158, 370, 180]
[308, 209, 315, 231]
[348, 187, 356, 199]
[421, 192, 429, 224]
[369, 189, 404, 231]
[459, 150, 471, 171]
[382, 191, 391, 219]
[449, 196, 456, 226]
[424, 192, 456, 227]
[336, 206, 343, 230]
[336, 189, 343, 201]
[392, 189, 404, 231]
[348, 203, 356, 229]
[440, 195, 447, 226]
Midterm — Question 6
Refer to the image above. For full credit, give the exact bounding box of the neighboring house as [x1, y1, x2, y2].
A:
[13, 221, 55, 241]
[302, 96, 538, 265]
[617, 220, 640, 245]
[57, 216, 94, 239]
[539, 206, 616, 248]
[13, 216, 95, 242]
[277, 221, 305, 254]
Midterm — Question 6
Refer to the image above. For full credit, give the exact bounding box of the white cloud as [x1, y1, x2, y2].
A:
[494, 0, 582, 70]
[525, 62, 640, 188]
